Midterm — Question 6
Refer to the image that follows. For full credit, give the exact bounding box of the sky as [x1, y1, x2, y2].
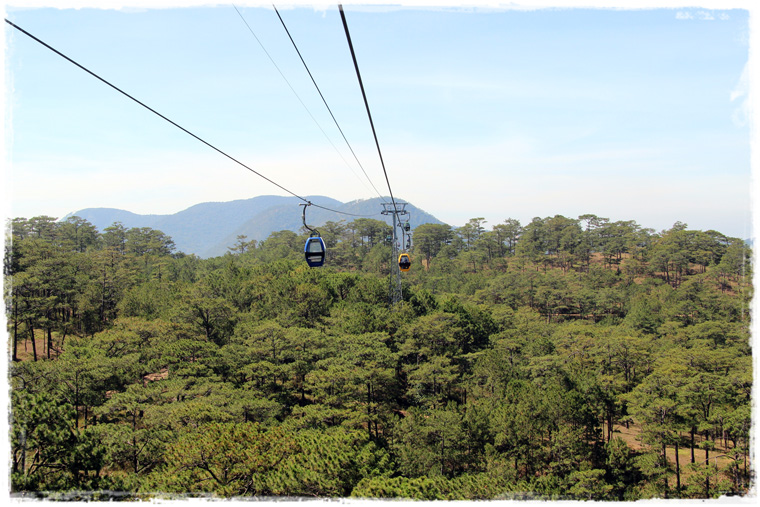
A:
[1, 0, 756, 240]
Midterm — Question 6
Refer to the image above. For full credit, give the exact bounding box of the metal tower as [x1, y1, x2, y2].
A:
[381, 202, 409, 307]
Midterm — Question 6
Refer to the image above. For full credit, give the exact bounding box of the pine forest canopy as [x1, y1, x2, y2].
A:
[5, 211, 753, 500]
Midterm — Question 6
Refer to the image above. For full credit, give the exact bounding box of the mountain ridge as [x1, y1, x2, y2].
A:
[65, 195, 443, 258]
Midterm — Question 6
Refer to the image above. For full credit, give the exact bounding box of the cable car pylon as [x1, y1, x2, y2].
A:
[381, 201, 410, 307]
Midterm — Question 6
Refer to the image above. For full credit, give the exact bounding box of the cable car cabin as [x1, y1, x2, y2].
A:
[304, 236, 326, 267]
[398, 253, 411, 272]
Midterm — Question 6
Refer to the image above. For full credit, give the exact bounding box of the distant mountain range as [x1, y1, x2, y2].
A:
[65, 196, 443, 258]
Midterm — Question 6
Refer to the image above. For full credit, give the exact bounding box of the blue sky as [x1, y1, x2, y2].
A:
[2, 0, 755, 239]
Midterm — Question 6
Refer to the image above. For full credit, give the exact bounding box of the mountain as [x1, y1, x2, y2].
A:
[65, 196, 443, 258]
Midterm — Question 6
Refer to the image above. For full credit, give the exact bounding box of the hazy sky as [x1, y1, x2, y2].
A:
[2, 0, 756, 239]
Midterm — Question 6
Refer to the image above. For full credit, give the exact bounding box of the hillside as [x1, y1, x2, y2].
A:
[8, 212, 752, 500]
[65, 195, 443, 258]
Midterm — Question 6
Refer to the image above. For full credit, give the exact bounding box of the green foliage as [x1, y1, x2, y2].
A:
[5, 215, 752, 499]
[146, 422, 297, 496]
[267, 429, 382, 496]
[566, 468, 614, 500]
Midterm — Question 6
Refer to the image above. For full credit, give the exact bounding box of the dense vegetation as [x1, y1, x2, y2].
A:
[5, 213, 753, 499]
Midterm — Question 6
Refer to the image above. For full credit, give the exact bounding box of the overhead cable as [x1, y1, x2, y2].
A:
[271, 4, 387, 203]
[337, 4, 400, 215]
[232, 4, 381, 202]
[5, 17, 373, 218]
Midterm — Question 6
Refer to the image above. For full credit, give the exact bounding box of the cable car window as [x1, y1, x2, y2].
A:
[307, 240, 324, 253]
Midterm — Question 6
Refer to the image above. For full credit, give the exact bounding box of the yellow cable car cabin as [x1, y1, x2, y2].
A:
[398, 253, 411, 272]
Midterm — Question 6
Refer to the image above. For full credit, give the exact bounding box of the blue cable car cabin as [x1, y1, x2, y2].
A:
[398, 253, 411, 272]
[304, 236, 326, 267]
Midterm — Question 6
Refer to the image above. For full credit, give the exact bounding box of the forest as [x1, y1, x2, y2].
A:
[4, 212, 754, 500]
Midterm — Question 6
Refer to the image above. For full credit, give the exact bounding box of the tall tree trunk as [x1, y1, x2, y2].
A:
[675, 440, 681, 495]
[60, 329, 68, 354]
[691, 427, 696, 463]
[704, 433, 710, 496]
[661, 441, 669, 498]
[47, 327, 53, 359]
[27, 320, 37, 361]
[12, 304, 19, 362]
[607, 408, 613, 442]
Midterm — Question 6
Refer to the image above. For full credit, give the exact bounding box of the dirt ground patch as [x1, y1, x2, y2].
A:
[10, 331, 65, 361]
[612, 421, 737, 473]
